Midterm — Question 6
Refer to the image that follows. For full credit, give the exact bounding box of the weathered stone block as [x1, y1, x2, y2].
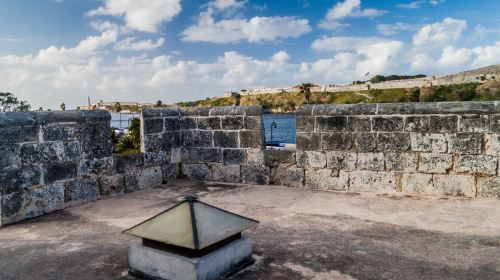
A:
[428, 115, 458, 132]
[45, 162, 78, 183]
[455, 155, 497, 175]
[349, 171, 396, 193]
[244, 116, 262, 130]
[239, 130, 263, 148]
[181, 130, 213, 147]
[144, 150, 170, 167]
[209, 106, 245, 116]
[221, 116, 244, 130]
[357, 153, 384, 171]
[42, 123, 80, 141]
[197, 117, 221, 130]
[274, 165, 304, 188]
[295, 151, 306, 168]
[0, 166, 40, 195]
[163, 131, 181, 149]
[223, 149, 246, 165]
[315, 116, 347, 132]
[1, 183, 65, 224]
[181, 148, 223, 163]
[143, 118, 164, 134]
[432, 174, 476, 197]
[78, 157, 113, 175]
[114, 154, 144, 173]
[326, 151, 357, 170]
[377, 133, 410, 152]
[98, 175, 125, 196]
[214, 131, 239, 148]
[448, 133, 483, 154]
[401, 173, 433, 194]
[410, 133, 447, 153]
[182, 164, 212, 181]
[459, 115, 489, 132]
[245, 149, 265, 166]
[485, 134, 500, 156]
[170, 148, 181, 163]
[385, 153, 417, 171]
[305, 169, 349, 191]
[371, 117, 403, 131]
[143, 108, 179, 118]
[304, 151, 326, 168]
[143, 134, 163, 152]
[180, 107, 210, 117]
[212, 164, 241, 183]
[138, 166, 163, 188]
[296, 116, 314, 132]
[124, 174, 139, 193]
[347, 116, 371, 132]
[263, 150, 296, 167]
[334, 103, 377, 115]
[64, 141, 81, 161]
[241, 166, 270, 185]
[419, 153, 453, 174]
[0, 125, 38, 143]
[489, 114, 500, 133]
[296, 133, 321, 150]
[321, 133, 353, 150]
[377, 103, 413, 114]
[404, 116, 429, 132]
[64, 178, 100, 203]
[0, 143, 19, 168]
[354, 133, 377, 152]
[179, 117, 197, 130]
[161, 163, 179, 182]
[20, 141, 65, 164]
[477, 177, 500, 199]
[164, 117, 180, 131]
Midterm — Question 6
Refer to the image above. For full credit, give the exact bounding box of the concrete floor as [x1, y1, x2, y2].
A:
[1, 180, 499, 280]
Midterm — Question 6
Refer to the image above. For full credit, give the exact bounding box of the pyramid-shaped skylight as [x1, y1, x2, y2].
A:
[123, 196, 259, 250]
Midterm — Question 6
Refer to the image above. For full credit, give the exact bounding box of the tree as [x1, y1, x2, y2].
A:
[299, 83, 312, 104]
[60, 103, 66, 111]
[155, 100, 163, 107]
[0, 92, 30, 112]
[234, 94, 241, 106]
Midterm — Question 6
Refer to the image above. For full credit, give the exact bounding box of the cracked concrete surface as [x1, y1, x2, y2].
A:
[0, 180, 499, 280]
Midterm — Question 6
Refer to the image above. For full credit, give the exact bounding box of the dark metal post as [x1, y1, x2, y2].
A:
[270, 122, 277, 141]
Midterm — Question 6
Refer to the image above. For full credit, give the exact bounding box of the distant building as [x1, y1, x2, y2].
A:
[80, 101, 154, 112]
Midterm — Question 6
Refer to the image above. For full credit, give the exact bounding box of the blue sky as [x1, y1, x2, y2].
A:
[1, 0, 499, 109]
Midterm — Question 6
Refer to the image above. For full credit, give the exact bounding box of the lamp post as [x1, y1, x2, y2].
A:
[270, 121, 277, 142]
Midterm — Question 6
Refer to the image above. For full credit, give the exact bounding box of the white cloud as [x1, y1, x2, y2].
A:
[312, 36, 391, 52]
[325, 0, 386, 21]
[412, 17, 466, 47]
[471, 42, 500, 68]
[209, 0, 246, 10]
[320, 0, 386, 30]
[437, 46, 472, 68]
[87, 0, 181, 32]
[181, 9, 311, 43]
[397, 1, 424, 9]
[429, 0, 445, 6]
[377, 22, 418, 36]
[115, 37, 165, 51]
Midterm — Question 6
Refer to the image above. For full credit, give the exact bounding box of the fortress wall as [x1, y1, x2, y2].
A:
[0, 110, 164, 226]
[141, 106, 272, 184]
[290, 102, 500, 198]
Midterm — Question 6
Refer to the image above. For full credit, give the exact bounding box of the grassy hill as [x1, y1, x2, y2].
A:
[176, 81, 500, 112]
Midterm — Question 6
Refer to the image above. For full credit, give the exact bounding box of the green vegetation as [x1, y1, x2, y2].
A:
[370, 74, 426, 83]
[113, 117, 141, 155]
[0, 92, 30, 112]
[175, 81, 500, 112]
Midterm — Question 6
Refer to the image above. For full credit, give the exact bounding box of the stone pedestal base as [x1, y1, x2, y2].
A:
[128, 235, 253, 280]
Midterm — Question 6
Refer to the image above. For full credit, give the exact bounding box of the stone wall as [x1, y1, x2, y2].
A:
[291, 102, 500, 198]
[0, 111, 165, 226]
[141, 106, 272, 184]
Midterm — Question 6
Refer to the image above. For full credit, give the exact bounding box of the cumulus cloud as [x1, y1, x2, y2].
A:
[397, 1, 424, 9]
[377, 22, 418, 36]
[115, 37, 165, 51]
[209, 0, 246, 10]
[429, 0, 445, 5]
[412, 17, 466, 47]
[87, 0, 181, 32]
[181, 8, 311, 43]
[320, 0, 386, 30]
